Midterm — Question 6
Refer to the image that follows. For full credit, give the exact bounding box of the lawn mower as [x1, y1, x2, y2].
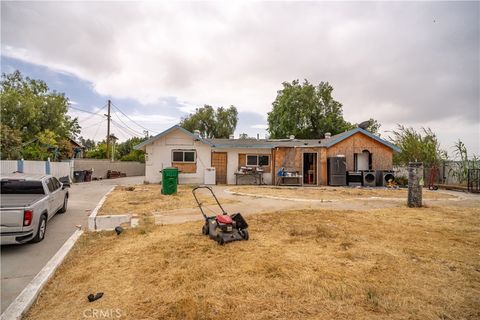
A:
[192, 186, 249, 245]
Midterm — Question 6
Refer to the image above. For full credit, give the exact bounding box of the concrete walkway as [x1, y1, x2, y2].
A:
[0, 176, 144, 313]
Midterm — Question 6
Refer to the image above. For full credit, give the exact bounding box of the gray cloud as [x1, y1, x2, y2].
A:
[1, 1, 479, 153]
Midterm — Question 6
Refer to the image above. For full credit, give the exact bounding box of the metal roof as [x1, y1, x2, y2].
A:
[135, 126, 400, 152]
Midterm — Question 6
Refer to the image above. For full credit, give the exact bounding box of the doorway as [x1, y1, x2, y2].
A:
[303, 153, 317, 185]
[211, 152, 227, 184]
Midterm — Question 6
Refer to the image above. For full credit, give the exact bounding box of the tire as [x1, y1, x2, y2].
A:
[58, 196, 68, 213]
[31, 215, 47, 243]
[240, 229, 249, 240]
[202, 223, 209, 235]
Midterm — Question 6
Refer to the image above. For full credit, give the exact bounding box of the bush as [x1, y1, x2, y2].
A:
[395, 175, 408, 187]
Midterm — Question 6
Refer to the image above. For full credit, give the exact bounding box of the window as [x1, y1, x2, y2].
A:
[46, 179, 55, 192]
[172, 150, 196, 163]
[52, 177, 61, 190]
[246, 155, 269, 167]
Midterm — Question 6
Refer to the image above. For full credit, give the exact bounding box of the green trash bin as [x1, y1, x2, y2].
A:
[161, 167, 179, 195]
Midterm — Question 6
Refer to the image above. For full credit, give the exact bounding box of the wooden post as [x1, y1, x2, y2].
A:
[408, 162, 423, 207]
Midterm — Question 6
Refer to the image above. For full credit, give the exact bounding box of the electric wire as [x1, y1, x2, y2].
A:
[111, 109, 145, 136]
[111, 119, 142, 138]
[111, 103, 160, 134]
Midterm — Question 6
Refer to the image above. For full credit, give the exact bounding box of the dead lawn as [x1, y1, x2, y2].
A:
[230, 186, 456, 201]
[26, 206, 479, 320]
[98, 184, 234, 216]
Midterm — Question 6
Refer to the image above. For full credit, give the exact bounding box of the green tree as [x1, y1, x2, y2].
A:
[117, 137, 147, 162]
[79, 136, 96, 151]
[0, 124, 22, 159]
[0, 70, 80, 159]
[180, 105, 238, 138]
[449, 140, 479, 184]
[389, 125, 446, 167]
[267, 80, 353, 139]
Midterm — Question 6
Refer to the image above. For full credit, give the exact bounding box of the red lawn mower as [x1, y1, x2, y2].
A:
[192, 186, 249, 245]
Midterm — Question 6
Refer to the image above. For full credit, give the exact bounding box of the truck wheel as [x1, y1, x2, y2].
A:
[58, 196, 68, 213]
[31, 215, 47, 243]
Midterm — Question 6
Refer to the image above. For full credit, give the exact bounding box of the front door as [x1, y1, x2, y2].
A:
[303, 153, 317, 185]
[211, 152, 228, 184]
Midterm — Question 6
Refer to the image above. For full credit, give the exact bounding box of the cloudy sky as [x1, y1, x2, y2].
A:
[1, 1, 479, 156]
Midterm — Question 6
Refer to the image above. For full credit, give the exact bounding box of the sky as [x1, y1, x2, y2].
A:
[1, 1, 479, 156]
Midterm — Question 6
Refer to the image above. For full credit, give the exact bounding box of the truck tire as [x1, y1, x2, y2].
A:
[58, 196, 68, 213]
[31, 215, 47, 243]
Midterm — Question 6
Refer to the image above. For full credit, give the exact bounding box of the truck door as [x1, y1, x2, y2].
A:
[45, 178, 62, 216]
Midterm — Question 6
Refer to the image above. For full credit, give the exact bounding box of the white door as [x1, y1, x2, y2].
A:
[357, 151, 369, 170]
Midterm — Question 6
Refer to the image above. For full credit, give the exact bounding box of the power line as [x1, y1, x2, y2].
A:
[111, 109, 145, 136]
[69, 105, 106, 117]
[110, 121, 137, 140]
[111, 119, 142, 138]
[111, 103, 159, 134]
[81, 118, 106, 130]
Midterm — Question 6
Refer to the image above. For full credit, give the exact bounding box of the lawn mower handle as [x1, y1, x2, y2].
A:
[192, 186, 228, 219]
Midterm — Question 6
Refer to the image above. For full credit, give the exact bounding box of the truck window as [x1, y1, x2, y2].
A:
[46, 178, 55, 193]
[0, 180, 46, 194]
[52, 177, 61, 190]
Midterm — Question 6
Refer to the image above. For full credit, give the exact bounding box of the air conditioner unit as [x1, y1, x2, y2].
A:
[363, 170, 376, 187]
[377, 170, 395, 187]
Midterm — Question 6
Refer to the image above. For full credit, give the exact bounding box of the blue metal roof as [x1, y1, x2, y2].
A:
[133, 125, 212, 150]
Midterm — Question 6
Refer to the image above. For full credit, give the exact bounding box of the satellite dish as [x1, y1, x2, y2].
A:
[358, 120, 371, 130]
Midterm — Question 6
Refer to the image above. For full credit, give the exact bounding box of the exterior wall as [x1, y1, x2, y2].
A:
[145, 129, 211, 184]
[74, 159, 145, 179]
[326, 132, 393, 171]
[273, 147, 323, 186]
[218, 148, 273, 185]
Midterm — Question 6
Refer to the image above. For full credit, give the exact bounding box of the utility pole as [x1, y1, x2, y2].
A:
[105, 100, 111, 160]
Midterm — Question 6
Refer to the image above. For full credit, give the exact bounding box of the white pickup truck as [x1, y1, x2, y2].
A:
[0, 174, 69, 245]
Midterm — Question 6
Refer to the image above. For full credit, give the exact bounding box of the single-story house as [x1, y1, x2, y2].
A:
[134, 125, 400, 186]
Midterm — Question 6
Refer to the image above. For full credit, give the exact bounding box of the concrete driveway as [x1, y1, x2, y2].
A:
[0, 176, 144, 313]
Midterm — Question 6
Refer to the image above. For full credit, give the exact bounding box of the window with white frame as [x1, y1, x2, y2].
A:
[172, 150, 196, 163]
[246, 154, 269, 167]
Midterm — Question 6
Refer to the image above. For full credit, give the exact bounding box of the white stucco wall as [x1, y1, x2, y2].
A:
[220, 148, 273, 185]
[144, 129, 211, 184]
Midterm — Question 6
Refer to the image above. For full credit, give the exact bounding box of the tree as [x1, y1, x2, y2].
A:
[117, 137, 147, 162]
[389, 125, 446, 167]
[180, 105, 238, 138]
[449, 140, 479, 184]
[79, 137, 96, 151]
[0, 124, 22, 159]
[267, 80, 353, 139]
[0, 70, 80, 159]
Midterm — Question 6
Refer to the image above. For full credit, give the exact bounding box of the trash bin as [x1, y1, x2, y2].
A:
[73, 170, 86, 183]
[84, 170, 93, 182]
[161, 167, 179, 195]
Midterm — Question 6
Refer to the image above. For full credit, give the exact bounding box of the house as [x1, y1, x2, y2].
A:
[134, 125, 400, 186]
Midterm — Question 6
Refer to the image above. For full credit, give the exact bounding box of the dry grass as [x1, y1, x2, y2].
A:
[26, 206, 480, 320]
[98, 184, 234, 216]
[230, 186, 456, 201]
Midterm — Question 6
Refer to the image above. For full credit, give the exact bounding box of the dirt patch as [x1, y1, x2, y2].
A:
[98, 185, 235, 216]
[26, 206, 479, 320]
[229, 186, 456, 200]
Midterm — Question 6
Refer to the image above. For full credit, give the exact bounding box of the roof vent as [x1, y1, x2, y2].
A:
[229, 134, 235, 139]
[325, 132, 331, 139]
[289, 135, 295, 140]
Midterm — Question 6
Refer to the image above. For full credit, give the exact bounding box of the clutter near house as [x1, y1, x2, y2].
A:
[134, 125, 400, 187]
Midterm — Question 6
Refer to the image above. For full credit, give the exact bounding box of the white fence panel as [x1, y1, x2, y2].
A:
[23, 160, 46, 175]
[1, 160, 18, 175]
[51, 161, 72, 178]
